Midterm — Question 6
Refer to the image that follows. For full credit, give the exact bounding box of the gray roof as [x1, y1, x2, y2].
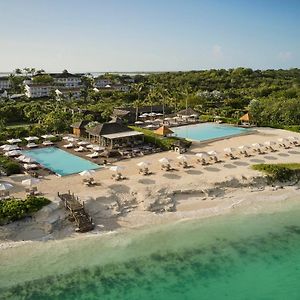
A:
[71, 120, 89, 129]
[86, 122, 133, 136]
[177, 108, 198, 116]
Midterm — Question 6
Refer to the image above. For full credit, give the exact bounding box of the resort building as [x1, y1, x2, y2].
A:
[24, 83, 52, 98]
[71, 120, 89, 137]
[55, 87, 81, 100]
[50, 72, 82, 88]
[0, 76, 10, 90]
[113, 84, 130, 92]
[86, 121, 144, 148]
[94, 78, 112, 88]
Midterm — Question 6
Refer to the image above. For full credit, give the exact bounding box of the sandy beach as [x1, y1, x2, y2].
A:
[1, 127, 300, 248]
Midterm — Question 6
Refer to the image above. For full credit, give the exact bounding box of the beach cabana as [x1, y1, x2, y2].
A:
[154, 125, 174, 137]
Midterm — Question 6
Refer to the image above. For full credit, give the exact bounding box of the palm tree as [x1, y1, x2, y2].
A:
[132, 82, 145, 120]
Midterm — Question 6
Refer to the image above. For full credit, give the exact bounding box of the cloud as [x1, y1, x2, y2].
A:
[278, 51, 292, 61]
[212, 44, 223, 59]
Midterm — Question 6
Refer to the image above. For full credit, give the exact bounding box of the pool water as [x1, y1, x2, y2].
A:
[172, 123, 251, 141]
[22, 147, 100, 176]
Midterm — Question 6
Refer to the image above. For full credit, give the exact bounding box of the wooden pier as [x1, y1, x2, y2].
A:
[58, 191, 95, 233]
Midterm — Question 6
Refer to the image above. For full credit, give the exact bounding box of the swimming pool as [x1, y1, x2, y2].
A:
[22, 147, 100, 176]
[172, 123, 252, 142]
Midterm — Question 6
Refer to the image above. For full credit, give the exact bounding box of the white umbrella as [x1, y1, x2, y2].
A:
[27, 143, 38, 148]
[134, 121, 144, 125]
[252, 143, 263, 149]
[278, 138, 288, 143]
[3, 145, 19, 151]
[156, 113, 163, 116]
[224, 147, 236, 153]
[43, 140, 53, 146]
[63, 136, 70, 140]
[264, 141, 276, 146]
[177, 155, 188, 161]
[145, 120, 153, 123]
[22, 157, 36, 163]
[5, 150, 21, 157]
[158, 158, 170, 165]
[139, 115, 148, 118]
[238, 145, 250, 151]
[93, 88, 99, 92]
[24, 164, 38, 170]
[79, 170, 96, 177]
[41, 134, 55, 139]
[0, 183, 13, 191]
[140, 113, 149, 117]
[7, 138, 22, 144]
[288, 136, 298, 141]
[207, 150, 218, 157]
[25, 136, 39, 141]
[17, 155, 27, 161]
[78, 141, 89, 145]
[137, 161, 150, 168]
[110, 166, 125, 172]
[148, 112, 157, 117]
[164, 117, 172, 121]
[153, 119, 163, 123]
[0, 144, 9, 149]
[86, 144, 95, 149]
[190, 114, 199, 117]
[196, 152, 209, 159]
[22, 178, 40, 186]
[181, 115, 190, 119]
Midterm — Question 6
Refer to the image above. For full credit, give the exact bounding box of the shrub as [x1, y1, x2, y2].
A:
[252, 163, 300, 182]
[0, 196, 51, 225]
[0, 155, 22, 175]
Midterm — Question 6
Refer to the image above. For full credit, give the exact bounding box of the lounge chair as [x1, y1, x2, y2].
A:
[224, 152, 236, 159]
[43, 141, 54, 146]
[197, 158, 209, 165]
[161, 163, 171, 171]
[86, 152, 99, 158]
[278, 143, 290, 149]
[63, 143, 74, 149]
[74, 146, 85, 152]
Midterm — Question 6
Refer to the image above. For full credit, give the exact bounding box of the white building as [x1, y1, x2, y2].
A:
[0, 77, 10, 90]
[25, 84, 52, 98]
[51, 72, 82, 88]
[94, 78, 112, 88]
[55, 87, 81, 100]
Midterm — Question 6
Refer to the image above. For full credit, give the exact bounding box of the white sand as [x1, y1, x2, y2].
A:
[1, 127, 300, 248]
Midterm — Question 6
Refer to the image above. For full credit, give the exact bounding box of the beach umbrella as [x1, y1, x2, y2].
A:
[25, 136, 39, 141]
[17, 155, 27, 161]
[43, 140, 53, 146]
[0, 144, 9, 149]
[148, 112, 157, 117]
[22, 157, 36, 163]
[63, 136, 70, 140]
[196, 152, 209, 159]
[264, 141, 276, 146]
[207, 150, 218, 157]
[158, 157, 170, 165]
[26, 143, 37, 148]
[109, 166, 125, 172]
[153, 118, 163, 123]
[278, 138, 288, 143]
[238, 145, 250, 151]
[156, 113, 163, 116]
[137, 161, 150, 168]
[145, 120, 153, 123]
[41, 134, 55, 139]
[7, 138, 22, 144]
[22, 178, 40, 187]
[288, 136, 298, 141]
[0, 183, 13, 191]
[93, 88, 99, 92]
[252, 143, 263, 149]
[134, 121, 144, 125]
[5, 150, 21, 157]
[190, 114, 199, 118]
[182, 115, 190, 119]
[177, 155, 188, 161]
[224, 147, 236, 153]
[138, 115, 148, 118]
[79, 170, 96, 177]
[140, 113, 149, 117]
[78, 141, 89, 145]
[86, 144, 95, 149]
[164, 117, 172, 121]
[3, 145, 19, 151]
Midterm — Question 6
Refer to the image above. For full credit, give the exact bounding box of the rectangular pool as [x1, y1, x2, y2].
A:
[172, 123, 252, 142]
[22, 147, 100, 176]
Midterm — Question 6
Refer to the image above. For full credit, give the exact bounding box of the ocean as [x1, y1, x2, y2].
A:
[1, 201, 300, 300]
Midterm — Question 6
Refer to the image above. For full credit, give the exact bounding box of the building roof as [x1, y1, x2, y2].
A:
[177, 108, 198, 116]
[71, 120, 89, 129]
[154, 125, 174, 136]
[102, 131, 144, 140]
[86, 122, 133, 136]
[0, 76, 9, 80]
[240, 113, 250, 122]
[113, 109, 131, 117]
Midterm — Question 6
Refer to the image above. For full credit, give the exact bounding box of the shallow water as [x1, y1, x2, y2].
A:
[1, 202, 300, 300]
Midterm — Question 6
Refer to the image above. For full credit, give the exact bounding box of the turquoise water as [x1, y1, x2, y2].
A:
[172, 123, 251, 141]
[1, 203, 300, 299]
[22, 147, 100, 176]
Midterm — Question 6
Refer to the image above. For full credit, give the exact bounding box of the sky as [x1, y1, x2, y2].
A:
[0, 0, 299, 72]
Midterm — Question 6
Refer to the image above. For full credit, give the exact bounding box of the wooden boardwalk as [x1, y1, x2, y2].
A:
[58, 191, 95, 233]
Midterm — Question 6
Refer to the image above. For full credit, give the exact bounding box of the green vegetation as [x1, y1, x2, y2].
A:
[0, 155, 21, 175]
[129, 126, 191, 150]
[252, 163, 300, 182]
[0, 196, 51, 225]
[1, 68, 300, 142]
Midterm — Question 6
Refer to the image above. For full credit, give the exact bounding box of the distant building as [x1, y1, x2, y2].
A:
[113, 84, 130, 92]
[71, 120, 89, 137]
[55, 87, 81, 100]
[94, 78, 112, 88]
[24, 83, 52, 98]
[0, 76, 10, 90]
[50, 72, 82, 88]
